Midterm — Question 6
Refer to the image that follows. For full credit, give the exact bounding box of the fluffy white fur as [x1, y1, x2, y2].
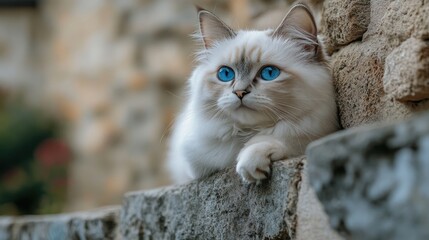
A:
[167, 4, 338, 184]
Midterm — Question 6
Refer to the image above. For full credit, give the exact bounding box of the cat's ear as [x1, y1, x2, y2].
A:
[197, 6, 236, 49]
[272, 4, 318, 53]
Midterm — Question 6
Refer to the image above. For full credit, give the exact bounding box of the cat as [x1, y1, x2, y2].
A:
[167, 3, 338, 184]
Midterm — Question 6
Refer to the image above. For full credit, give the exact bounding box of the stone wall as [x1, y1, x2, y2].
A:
[321, 0, 429, 128]
[0, 7, 42, 104]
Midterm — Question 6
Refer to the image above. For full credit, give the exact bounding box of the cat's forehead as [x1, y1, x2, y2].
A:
[208, 29, 286, 66]
[235, 30, 273, 45]
[218, 30, 272, 54]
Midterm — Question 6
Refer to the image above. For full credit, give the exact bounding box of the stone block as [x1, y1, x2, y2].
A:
[296, 161, 344, 240]
[121, 158, 304, 239]
[120, 156, 341, 240]
[328, 0, 429, 128]
[362, 0, 392, 40]
[320, 0, 370, 53]
[413, 2, 429, 40]
[380, 0, 427, 44]
[0, 207, 120, 240]
[331, 40, 387, 128]
[307, 111, 429, 240]
[383, 38, 429, 101]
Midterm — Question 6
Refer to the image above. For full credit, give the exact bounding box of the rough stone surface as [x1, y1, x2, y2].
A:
[322, 0, 429, 128]
[380, 0, 429, 43]
[121, 156, 342, 240]
[331, 40, 387, 127]
[0, 206, 120, 240]
[383, 37, 429, 101]
[121, 158, 304, 240]
[320, 0, 370, 54]
[296, 160, 344, 240]
[307, 111, 429, 240]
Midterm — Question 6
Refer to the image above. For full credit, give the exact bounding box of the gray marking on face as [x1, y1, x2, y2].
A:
[233, 46, 255, 91]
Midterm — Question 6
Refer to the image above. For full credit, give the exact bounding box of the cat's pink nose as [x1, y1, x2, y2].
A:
[233, 90, 249, 99]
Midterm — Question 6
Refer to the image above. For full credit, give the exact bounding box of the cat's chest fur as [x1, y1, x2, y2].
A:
[182, 117, 269, 175]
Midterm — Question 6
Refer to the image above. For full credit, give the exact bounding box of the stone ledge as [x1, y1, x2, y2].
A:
[121, 158, 304, 240]
[0, 206, 120, 240]
[120, 156, 341, 240]
[307, 111, 429, 240]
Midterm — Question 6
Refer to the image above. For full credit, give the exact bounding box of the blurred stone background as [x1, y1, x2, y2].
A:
[0, 0, 324, 213]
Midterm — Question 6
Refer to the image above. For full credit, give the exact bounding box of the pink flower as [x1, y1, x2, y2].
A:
[35, 139, 71, 167]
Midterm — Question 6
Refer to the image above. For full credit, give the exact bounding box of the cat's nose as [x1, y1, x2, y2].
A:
[233, 90, 250, 99]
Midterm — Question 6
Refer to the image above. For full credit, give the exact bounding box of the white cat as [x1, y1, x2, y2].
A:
[167, 4, 338, 184]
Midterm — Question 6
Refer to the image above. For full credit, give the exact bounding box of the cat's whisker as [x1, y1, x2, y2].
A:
[263, 105, 286, 122]
[261, 109, 278, 125]
[164, 90, 184, 100]
[265, 104, 318, 142]
[267, 101, 303, 113]
[160, 118, 177, 144]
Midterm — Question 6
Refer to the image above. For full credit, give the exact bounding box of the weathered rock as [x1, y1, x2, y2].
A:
[0, 206, 120, 240]
[380, 0, 428, 44]
[307, 111, 429, 240]
[383, 38, 429, 101]
[121, 158, 304, 239]
[413, 2, 429, 40]
[320, 0, 370, 54]
[362, 0, 391, 40]
[322, 0, 429, 128]
[296, 161, 344, 240]
[120, 156, 341, 240]
[331, 40, 387, 128]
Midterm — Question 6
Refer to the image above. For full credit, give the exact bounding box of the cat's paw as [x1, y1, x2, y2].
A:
[236, 144, 276, 184]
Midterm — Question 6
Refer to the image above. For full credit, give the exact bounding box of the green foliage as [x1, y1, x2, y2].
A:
[0, 106, 55, 176]
[0, 102, 67, 215]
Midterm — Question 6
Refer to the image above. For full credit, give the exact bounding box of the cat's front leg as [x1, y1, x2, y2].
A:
[236, 136, 288, 184]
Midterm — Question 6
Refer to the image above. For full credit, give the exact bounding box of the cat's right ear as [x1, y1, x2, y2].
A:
[272, 4, 318, 54]
[197, 6, 236, 49]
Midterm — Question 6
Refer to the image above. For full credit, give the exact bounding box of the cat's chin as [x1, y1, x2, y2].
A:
[236, 104, 257, 112]
[228, 106, 272, 127]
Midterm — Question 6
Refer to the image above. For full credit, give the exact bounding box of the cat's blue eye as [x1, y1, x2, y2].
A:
[217, 66, 235, 82]
[260, 66, 280, 81]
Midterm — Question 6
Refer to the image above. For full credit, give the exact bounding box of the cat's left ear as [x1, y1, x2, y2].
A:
[197, 7, 236, 49]
[272, 4, 318, 53]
